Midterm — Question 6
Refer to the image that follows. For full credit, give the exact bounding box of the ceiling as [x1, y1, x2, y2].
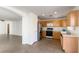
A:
[0, 6, 75, 21]
[0, 7, 21, 21]
[12, 6, 75, 19]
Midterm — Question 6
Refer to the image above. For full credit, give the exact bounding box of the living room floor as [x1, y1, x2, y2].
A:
[0, 35, 64, 53]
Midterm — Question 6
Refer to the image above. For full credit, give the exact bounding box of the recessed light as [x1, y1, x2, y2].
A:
[54, 11, 57, 14]
[42, 13, 45, 16]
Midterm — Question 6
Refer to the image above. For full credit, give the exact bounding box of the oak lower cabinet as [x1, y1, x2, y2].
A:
[42, 31, 46, 38]
[53, 32, 61, 40]
[60, 36, 63, 48]
[63, 37, 78, 53]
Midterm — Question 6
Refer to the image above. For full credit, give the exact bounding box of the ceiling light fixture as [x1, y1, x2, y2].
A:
[42, 13, 45, 16]
[54, 11, 57, 14]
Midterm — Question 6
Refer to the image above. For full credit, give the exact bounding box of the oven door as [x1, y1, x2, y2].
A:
[46, 31, 52, 36]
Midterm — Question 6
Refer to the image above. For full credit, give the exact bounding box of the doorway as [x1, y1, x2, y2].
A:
[7, 24, 10, 35]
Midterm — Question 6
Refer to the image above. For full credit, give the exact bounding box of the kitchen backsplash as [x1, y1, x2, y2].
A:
[66, 26, 79, 35]
[74, 26, 79, 36]
[42, 27, 67, 32]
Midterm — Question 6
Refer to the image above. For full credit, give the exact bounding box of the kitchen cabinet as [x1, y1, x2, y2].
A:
[42, 31, 46, 38]
[67, 10, 79, 26]
[60, 36, 63, 48]
[77, 11, 79, 26]
[63, 37, 78, 53]
[53, 32, 61, 39]
[39, 19, 65, 27]
[61, 20, 67, 27]
[39, 21, 47, 27]
[52, 20, 62, 27]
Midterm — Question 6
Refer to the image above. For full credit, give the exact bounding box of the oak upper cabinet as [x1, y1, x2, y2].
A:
[39, 21, 47, 27]
[53, 20, 62, 27]
[53, 20, 67, 27]
[77, 11, 79, 26]
[39, 19, 67, 27]
[67, 10, 79, 26]
[61, 20, 67, 27]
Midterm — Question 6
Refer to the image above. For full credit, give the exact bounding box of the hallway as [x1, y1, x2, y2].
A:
[0, 35, 64, 53]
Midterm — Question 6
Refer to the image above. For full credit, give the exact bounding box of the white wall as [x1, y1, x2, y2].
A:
[0, 7, 38, 45]
[0, 21, 12, 34]
[22, 13, 38, 45]
[0, 21, 7, 34]
[0, 20, 22, 36]
[10, 20, 22, 36]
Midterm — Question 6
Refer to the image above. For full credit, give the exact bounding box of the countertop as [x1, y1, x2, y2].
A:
[61, 32, 79, 37]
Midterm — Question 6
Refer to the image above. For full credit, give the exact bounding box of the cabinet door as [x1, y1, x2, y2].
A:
[42, 31, 46, 38]
[67, 11, 78, 26]
[39, 21, 47, 27]
[61, 20, 67, 27]
[53, 32, 61, 40]
[53, 20, 61, 27]
[42, 21, 47, 27]
[66, 15, 70, 26]
[77, 11, 79, 26]
[63, 37, 78, 53]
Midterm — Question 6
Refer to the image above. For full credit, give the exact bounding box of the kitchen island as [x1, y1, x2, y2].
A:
[61, 32, 79, 53]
